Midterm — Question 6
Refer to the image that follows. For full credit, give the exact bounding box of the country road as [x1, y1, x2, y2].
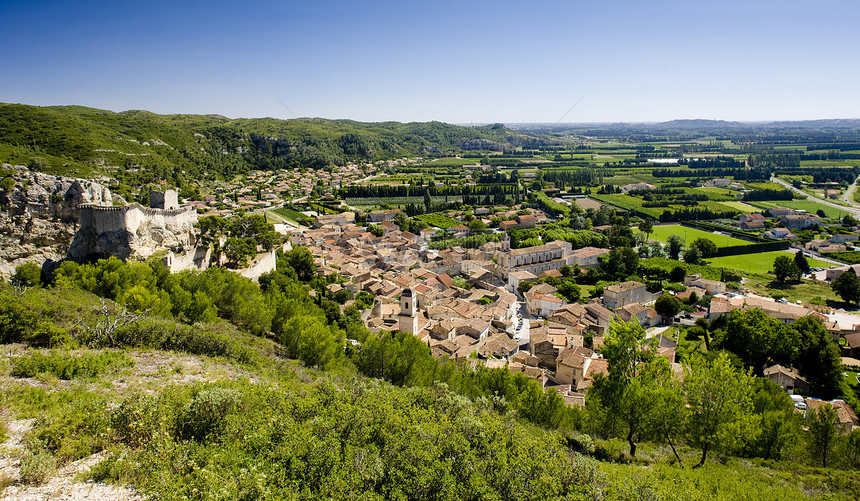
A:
[843, 178, 860, 208]
[770, 176, 860, 216]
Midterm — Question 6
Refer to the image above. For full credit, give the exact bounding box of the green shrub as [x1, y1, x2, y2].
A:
[0, 419, 7, 444]
[19, 449, 56, 484]
[11, 350, 134, 380]
[112, 394, 160, 447]
[29, 394, 111, 464]
[176, 387, 241, 443]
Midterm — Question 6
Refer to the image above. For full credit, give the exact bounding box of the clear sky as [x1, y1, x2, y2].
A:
[2, 0, 858, 123]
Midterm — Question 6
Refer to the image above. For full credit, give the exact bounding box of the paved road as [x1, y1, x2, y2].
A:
[843, 178, 860, 208]
[770, 176, 860, 216]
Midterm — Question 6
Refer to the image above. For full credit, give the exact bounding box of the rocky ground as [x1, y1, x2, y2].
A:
[0, 347, 257, 500]
[0, 424, 143, 501]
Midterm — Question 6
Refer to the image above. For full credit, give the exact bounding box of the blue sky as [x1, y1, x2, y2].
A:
[2, 0, 858, 123]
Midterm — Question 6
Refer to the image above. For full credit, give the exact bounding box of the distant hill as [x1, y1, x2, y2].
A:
[0, 103, 545, 180]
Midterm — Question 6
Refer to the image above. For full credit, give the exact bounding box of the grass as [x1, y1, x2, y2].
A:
[269, 207, 313, 224]
[599, 457, 860, 501]
[719, 201, 760, 212]
[742, 275, 844, 305]
[752, 200, 849, 219]
[649, 224, 751, 247]
[704, 251, 831, 275]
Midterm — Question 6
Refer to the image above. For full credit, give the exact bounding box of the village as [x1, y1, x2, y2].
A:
[278, 203, 860, 430]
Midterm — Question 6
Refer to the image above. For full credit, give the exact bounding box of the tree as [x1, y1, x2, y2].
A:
[808, 405, 839, 468]
[654, 293, 682, 320]
[423, 189, 432, 213]
[643, 357, 687, 464]
[682, 247, 702, 266]
[843, 214, 858, 227]
[713, 308, 798, 374]
[11, 263, 41, 288]
[282, 246, 317, 282]
[684, 353, 760, 468]
[670, 265, 687, 283]
[832, 268, 860, 304]
[601, 246, 639, 280]
[690, 238, 718, 258]
[667, 235, 684, 260]
[792, 315, 843, 399]
[746, 378, 802, 460]
[468, 218, 487, 234]
[588, 320, 654, 455]
[638, 219, 653, 240]
[773, 255, 801, 282]
[794, 252, 812, 275]
[367, 224, 384, 237]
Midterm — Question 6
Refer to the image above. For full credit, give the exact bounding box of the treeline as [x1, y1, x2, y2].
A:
[742, 188, 795, 201]
[680, 156, 745, 168]
[541, 166, 608, 188]
[658, 207, 739, 222]
[748, 152, 801, 168]
[338, 184, 519, 199]
[652, 167, 772, 180]
[778, 166, 860, 185]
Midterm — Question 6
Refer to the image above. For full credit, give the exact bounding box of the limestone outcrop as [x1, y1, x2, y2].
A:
[0, 165, 120, 278]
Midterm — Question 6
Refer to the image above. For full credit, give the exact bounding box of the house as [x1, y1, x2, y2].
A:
[763, 364, 809, 393]
[739, 213, 766, 230]
[555, 346, 596, 386]
[508, 270, 537, 293]
[764, 228, 797, 240]
[780, 214, 820, 230]
[515, 214, 536, 228]
[368, 209, 400, 222]
[826, 263, 860, 281]
[569, 247, 610, 267]
[621, 182, 657, 193]
[524, 283, 567, 317]
[804, 399, 859, 434]
[602, 281, 650, 309]
[768, 207, 795, 217]
[683, 274, 726, 296]
[831, 234, 859, 244]
[617, 303, 661, 327]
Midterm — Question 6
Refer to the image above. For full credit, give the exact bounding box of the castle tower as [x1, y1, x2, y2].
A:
[501, 232, 511, 252]
[150, 189, 179, 210]
[399, 287, 419, 334]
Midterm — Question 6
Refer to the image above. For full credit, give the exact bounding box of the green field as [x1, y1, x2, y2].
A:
[717, 201, 759, 212]
[648, 224, 750, 247]
[705, 251, 831, 275]
[415, 213, 461, 228]
[750, 200, 849, 219]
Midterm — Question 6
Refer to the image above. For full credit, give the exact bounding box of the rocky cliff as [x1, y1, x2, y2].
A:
[0, 164, 119, 278]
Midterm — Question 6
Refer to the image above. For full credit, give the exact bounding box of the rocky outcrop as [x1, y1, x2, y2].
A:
[0, 165, 121, 278]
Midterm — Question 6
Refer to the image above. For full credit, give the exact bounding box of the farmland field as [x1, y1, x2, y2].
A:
[750, 200, 849, 218]
[344, 196, 462, 207]
[718, 201, 760, 212]
[648, 224, 750, 247]
[415, 213, 461, 228]
[705, 251, 831, 275]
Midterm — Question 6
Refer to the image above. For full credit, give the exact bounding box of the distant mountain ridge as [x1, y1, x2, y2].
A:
[0, 103, 548, 180]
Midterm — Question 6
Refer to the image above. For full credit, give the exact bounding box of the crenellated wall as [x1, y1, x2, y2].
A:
[79, 203, 197, 235]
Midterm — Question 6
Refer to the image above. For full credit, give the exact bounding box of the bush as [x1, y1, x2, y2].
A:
[29, 393, 111, 464]
[176, 387, 241, 443]
[112, 394, 160, 447]
[11, 350, 134, 380]
[19, 449, 56, 484]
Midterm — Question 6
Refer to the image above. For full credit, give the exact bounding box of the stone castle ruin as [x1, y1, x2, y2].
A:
[68, 189, 199, 263]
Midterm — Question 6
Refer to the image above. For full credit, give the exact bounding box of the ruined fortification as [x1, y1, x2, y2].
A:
[68, 189, 199, 262]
